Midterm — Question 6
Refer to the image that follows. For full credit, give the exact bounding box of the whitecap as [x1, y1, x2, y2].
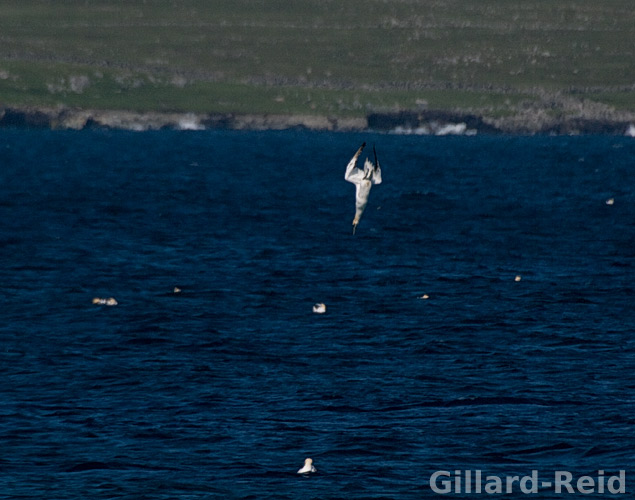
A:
[435, 123, 467, 136]
[177, 114, 204, 131]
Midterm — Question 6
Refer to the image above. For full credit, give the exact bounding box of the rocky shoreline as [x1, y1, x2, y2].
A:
[1, 104, 634, 136]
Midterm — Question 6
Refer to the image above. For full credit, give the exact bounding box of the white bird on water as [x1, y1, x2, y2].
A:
[312, 303, 326, 314]
[297, 458, 317, 474]
[344, 142, 382, 234]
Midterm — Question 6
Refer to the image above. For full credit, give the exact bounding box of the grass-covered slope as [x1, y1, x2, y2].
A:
[0, 0, 633, 120]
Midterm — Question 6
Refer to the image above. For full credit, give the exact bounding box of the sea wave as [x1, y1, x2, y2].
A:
[390, 122, 478, 136]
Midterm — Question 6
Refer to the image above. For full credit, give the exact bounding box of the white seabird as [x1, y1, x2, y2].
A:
[92, 297, 118, 306]
[312, 303, 327, 314]
[297, 457, 317, 474]
[344, 142, 382, 234]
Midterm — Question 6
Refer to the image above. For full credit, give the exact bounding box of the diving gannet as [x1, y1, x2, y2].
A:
[344, 142, 382, 234]
[297, 458, 317, 474]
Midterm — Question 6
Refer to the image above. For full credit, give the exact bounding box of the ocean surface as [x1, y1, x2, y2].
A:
[1, 129, 635, 499]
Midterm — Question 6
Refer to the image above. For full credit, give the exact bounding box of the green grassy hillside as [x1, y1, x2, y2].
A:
[1, 0, 633, 118]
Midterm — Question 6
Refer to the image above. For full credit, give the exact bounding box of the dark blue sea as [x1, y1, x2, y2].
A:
[2, 129, 635, 499]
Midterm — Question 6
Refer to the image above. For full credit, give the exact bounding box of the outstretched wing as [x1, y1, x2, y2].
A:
[344, 142, 366, 184]
[371, 144, 382, 185]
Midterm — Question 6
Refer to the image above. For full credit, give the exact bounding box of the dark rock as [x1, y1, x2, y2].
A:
[0, 105, 632, 135]
[0, 107, 52, 128]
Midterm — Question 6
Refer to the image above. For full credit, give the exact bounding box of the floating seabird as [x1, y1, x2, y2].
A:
[92, 297, 118, 306]
[312, 303, 326, 314]
[344, 142, 382, 234]
[297, 458, 317, 474]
